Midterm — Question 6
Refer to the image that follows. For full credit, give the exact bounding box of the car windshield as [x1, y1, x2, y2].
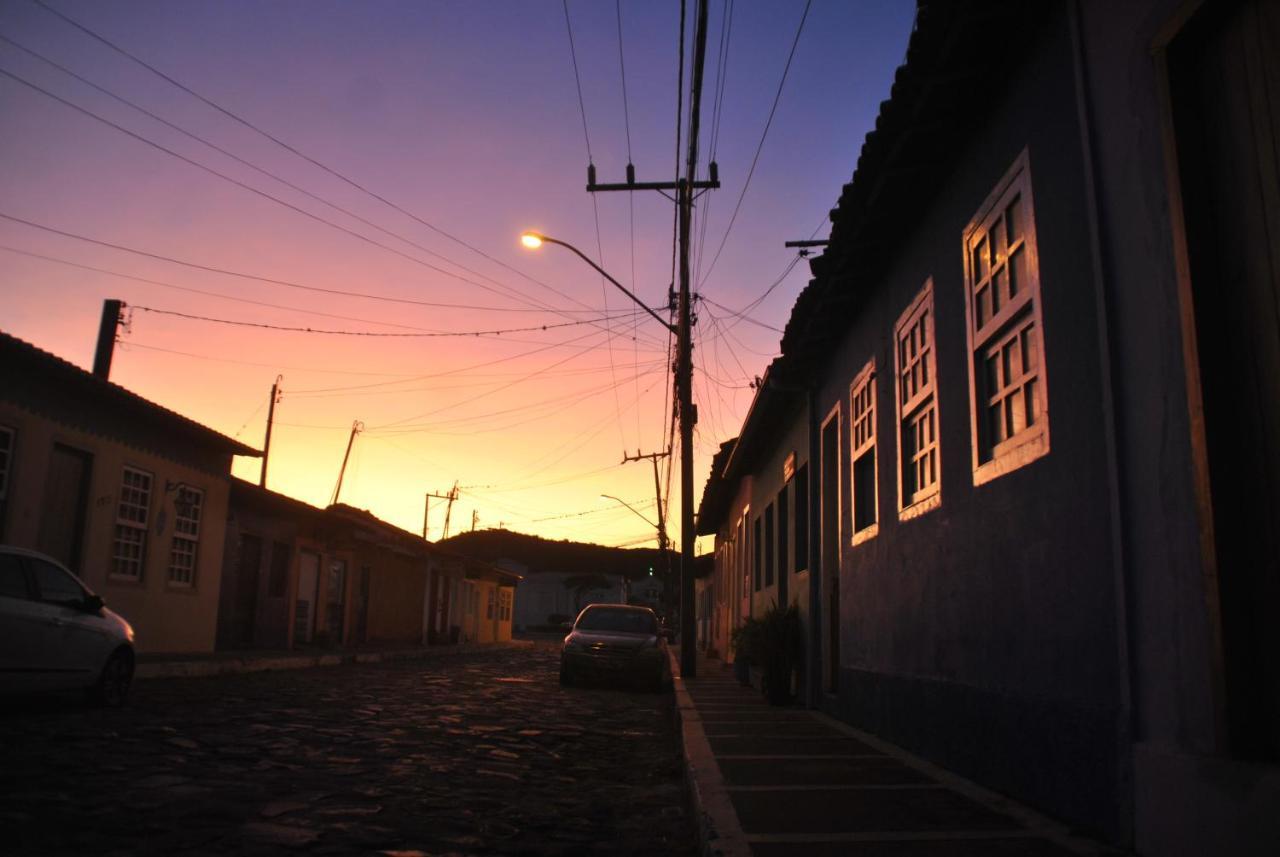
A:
[575, 608, 657, 635]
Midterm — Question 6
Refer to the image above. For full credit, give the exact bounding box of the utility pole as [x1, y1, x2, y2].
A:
[260, 375, 282, 488]
[423, 482, 459, 540]
[471, 509, 478, 532]
[330, 420, 363, 506]
[587, 0, 712, 676]
[623, 449, 673, 612]
[442, 481, 459, 540]
[92, 298, 124, 379]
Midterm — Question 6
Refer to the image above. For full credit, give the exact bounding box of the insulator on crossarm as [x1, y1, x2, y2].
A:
[708, 161, 719, 183]
[626, 163, 635, 185]
[587, 162, 597, 187]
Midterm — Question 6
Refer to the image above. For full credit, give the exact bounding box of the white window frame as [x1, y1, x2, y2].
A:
[111, 466, 152, 581]
[895, 280, 941, 518]
[849, 360, 879, 544]
[167, 485, 204, 588]
[963, 149, 1050, 484]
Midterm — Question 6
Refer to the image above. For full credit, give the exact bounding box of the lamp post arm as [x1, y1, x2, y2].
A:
[538, 236, 676, 334]
[601, 494, 660, 531]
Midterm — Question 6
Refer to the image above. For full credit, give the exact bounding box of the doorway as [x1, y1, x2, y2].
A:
[36, 444, 92, 572]
[1168, 0, 1280, 760]
[820, 408, 841, 693]
[295, 550, 320, 644]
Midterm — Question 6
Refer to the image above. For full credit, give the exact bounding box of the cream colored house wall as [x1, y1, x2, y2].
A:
[0, 402, 232, 654]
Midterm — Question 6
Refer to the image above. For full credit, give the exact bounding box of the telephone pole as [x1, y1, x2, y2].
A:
[423, 482, 459, 540]
[623, 449, 673, 610]
[586, 0, 712, 676]
[92, 298, 124, 380]
[260, 375, 282, 488]
[330, 420, 363, 506]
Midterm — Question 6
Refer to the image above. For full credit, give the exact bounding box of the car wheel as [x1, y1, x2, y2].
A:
[90, 648, 134, 707]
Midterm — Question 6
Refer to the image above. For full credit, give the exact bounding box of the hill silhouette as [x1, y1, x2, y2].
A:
[439, 528, 675, 580]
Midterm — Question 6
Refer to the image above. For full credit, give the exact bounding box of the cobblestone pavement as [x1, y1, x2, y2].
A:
[0, 642, 695, 856]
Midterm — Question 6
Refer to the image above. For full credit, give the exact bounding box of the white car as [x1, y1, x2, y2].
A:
[0, 546, 136, 705]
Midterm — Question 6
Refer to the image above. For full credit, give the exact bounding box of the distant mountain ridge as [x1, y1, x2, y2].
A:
[438, 528, 673, 580]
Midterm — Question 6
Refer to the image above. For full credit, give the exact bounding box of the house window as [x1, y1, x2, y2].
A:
[111, 466, 152, 580]
[764, 503, 775, 587]
[500, 589, 511, 621]
[793, 464, 808, 571]
[0, 425, 13, 539]
[487, 588, 495, 620]
[167, 486, 203, 587]
[850, 361, 879, 540]
[895, 282, 941, 515]
[777, 485, 790, 578]
[964, 152, 1049, 482]
[753, 516, 762, 592]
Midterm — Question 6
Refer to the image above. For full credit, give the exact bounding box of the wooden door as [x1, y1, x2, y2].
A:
[36, 445, 92, 572]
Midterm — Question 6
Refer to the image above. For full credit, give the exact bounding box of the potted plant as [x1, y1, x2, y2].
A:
[758, 601, 803, 706]
[730, 617, 763, 687]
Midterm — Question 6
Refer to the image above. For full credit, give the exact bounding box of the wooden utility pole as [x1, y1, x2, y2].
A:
[623, 449, 673, 608]
[92, 298, 124, 379]
[260, 375, 282, 488]
[586, 0, 713, 676]
[330, 420, 363, 506]
[423, 483, 458, 540]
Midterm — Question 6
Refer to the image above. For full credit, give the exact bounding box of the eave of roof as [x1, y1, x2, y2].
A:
[0, 332, 260, 457]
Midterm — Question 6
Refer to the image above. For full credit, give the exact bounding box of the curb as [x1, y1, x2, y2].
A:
[136, 639, 534, 680]
[669, 649, 751, 857]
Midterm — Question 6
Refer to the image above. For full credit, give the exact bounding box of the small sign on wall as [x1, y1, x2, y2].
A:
[783, 452, 796, 482]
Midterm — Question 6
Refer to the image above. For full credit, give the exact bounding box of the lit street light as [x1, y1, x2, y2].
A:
[520, 232, 675, 334]
[600, 494, 661, 531]
[522, 228, 697, 675]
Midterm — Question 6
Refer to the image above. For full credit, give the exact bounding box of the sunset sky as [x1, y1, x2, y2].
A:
[1, 0, 914, 552]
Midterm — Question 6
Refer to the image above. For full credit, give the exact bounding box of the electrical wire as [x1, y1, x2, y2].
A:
[698, 0, 813, 287]
[29, 0, 598, 315]
[128, 305, 643, 338]
[0, 66, 628, 327]
[0, 213, 643, 317]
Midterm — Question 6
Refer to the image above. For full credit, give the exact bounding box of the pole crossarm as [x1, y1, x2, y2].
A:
[587, 179, 720, 193]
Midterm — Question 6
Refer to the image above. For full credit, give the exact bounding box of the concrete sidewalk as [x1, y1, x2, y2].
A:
[673, 650, 1120, 856]
[135, 639, 534, 680]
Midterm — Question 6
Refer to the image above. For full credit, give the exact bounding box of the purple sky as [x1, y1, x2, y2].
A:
[0, 0, 915, 548]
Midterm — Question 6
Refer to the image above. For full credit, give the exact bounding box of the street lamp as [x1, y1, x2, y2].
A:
[522, 229, 696, 675]
[600, 494, 660, 531]
[520, 232, 675, 334]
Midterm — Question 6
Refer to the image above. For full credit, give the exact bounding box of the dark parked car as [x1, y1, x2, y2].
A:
[559, 604, 671, 691]
[0, 546, 136, 705]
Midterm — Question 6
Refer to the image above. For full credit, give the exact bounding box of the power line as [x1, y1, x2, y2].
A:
[0, 243, 448, 331]
[29, 0, 593, 314]
[118, 341, 420, 377]
[562, 0, 594, 165]
[0, 213, 641, 317]
[0, 32, 542, 307]
[128, 305, 643, 338]
[0, 66, 612, 323]
[698, 0, 812, 286]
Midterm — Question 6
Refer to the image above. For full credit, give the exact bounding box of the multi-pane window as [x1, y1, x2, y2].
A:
[793, 465, 808, 571]
[0, 426, 13, 539]
[850, 362, 878, 538]
[167, 486, 203, 587]
[499, 589, 512, 621]
[777, 485, 789, 578]
[111, 466, 152, 579]
[964, 152, 1049, 481]
[753, 516, 762, 592]
[763, 503, 775, 587]
[895, 283, 941, 513]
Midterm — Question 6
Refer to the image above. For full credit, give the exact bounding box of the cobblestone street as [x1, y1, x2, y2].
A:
[0, 642, 695, 856]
